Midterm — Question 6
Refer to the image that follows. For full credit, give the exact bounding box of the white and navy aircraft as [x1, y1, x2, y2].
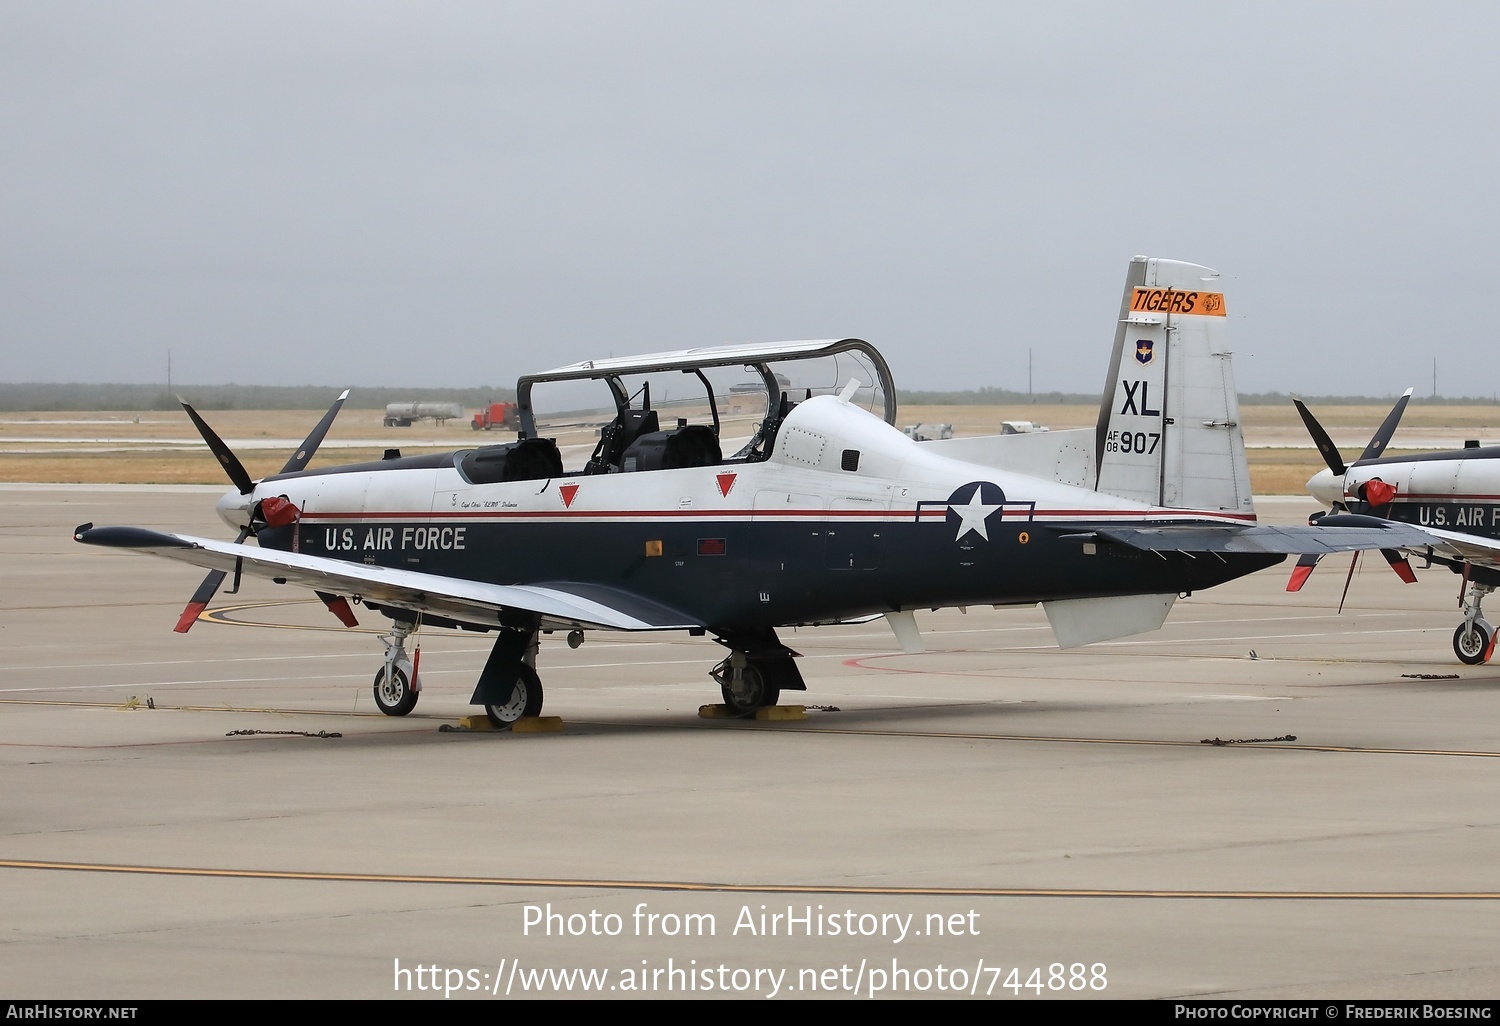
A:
[74, 257, 1428, 725]
[1292, 393, 1500, 664]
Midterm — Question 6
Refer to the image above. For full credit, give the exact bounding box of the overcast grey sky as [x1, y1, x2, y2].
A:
[2, 2, 1496, 396]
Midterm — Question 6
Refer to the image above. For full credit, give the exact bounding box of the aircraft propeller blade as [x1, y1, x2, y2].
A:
[1295, 388, 1413, 491]
[1292, 397, 1346, 477]
[1286, 546, 1416, 596]
[280, 389, 350, 475]
[180, 399, 254, 495]
[1357, 388, 1414, 463]
[173, 391, 352, 631]
[314, 590, 360, 628]
[1290, 390, 1418, 598]
[1381, 548, 1418, 584]
[174, 526, 251, 632]
[1286, 553, 1321, 592]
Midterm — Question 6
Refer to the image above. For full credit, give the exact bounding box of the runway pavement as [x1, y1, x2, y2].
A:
[4, 485, 1500, 1000]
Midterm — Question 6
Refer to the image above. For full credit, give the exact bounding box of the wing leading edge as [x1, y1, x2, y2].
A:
[74, 525, 700, 632]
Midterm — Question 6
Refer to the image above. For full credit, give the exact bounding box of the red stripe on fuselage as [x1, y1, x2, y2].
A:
[1365, 494, 1500, 502]
[297, 507, 1259, 524]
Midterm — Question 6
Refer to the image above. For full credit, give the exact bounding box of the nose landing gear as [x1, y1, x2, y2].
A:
[1454, 579, 1497, 665]
[373, 618, 421, 715]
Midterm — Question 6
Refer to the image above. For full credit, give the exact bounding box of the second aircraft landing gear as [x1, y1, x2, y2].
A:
[373, 618, 421, 715]
[1454, 578, 1497, 665]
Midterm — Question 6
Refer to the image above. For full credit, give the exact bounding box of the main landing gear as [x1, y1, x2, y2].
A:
[712, 653, 780, 714]
[368, 611, 545, 727]
[1454, 578, 1497, 665]
[711, 628, 806, 716]
[470, 627, 545, 728]
[371, 617, 817, 725]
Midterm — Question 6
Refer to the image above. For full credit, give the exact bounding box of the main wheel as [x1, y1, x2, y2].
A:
[373, 665, 418, 716]
[719, 663, 780, 716]
[1454, 621, 1494, 665]
[484, 664, 544, 728]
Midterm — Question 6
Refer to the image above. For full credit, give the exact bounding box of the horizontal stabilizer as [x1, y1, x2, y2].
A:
[1082, 520, 1436, 556]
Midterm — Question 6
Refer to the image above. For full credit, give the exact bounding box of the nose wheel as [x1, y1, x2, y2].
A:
[373, 664, 418, 715]
[1454, 621, 1494, 665]
[1454, 579, 1497, 665]
[372, 619, 421, 715]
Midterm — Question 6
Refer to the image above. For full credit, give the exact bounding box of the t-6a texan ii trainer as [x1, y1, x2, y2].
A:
[74, 256, 1428, 726]
[1289, 388, 1500, 665]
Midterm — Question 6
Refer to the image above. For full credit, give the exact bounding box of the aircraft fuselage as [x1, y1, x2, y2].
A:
[245, 396, 1279, 634]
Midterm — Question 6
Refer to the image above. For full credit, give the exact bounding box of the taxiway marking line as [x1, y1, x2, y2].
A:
[1, 858, 1497, 899]
[715, 724, 1500, 758]
[2, 697, 1498, 759]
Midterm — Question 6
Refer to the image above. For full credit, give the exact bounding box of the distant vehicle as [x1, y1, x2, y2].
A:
[903, 423, 953, 441]
[1001, 421, 1048, 434]
[472, 402, 520, 432]
[384, 402, 465, 427]
[730, 373, 790, 395]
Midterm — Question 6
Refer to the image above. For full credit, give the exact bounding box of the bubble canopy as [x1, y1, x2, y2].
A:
[514, 338, 897, 449]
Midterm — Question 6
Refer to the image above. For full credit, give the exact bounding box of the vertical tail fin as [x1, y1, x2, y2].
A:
[1093, 256, 1252, 516]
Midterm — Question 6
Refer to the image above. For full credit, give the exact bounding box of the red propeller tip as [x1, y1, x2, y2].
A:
[1287, 564, 1315, 592]
[174, 601, 208, 633]
[324, 595, 359, 628]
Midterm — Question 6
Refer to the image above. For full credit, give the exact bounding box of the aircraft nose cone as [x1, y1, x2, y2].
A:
[216, 489, 253, 530]
[1306, 468, 1342, 508]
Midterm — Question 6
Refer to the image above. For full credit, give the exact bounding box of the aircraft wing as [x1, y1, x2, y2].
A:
[74, 525, 701, 631]
[1389, 524, 1500, 567]
[1078, 519, 1439, 556]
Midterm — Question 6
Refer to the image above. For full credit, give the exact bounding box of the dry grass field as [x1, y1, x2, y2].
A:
[2, 402, 1496, 494]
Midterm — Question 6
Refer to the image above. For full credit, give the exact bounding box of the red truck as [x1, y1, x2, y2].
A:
[471, 402, 519, 431]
